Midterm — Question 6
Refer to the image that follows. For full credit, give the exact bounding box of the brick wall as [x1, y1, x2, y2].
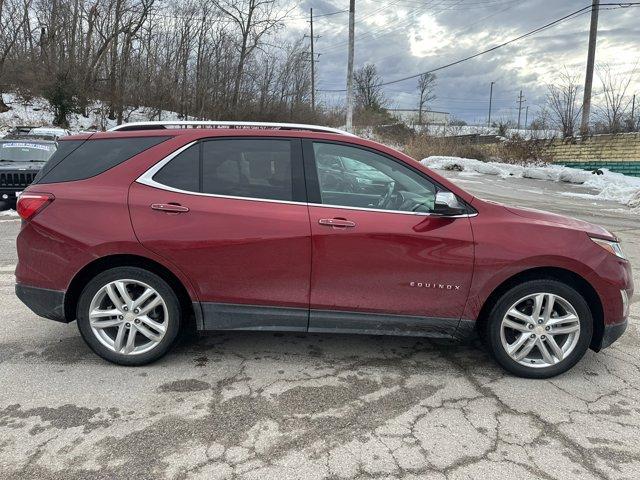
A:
[546, 133, 640, 176]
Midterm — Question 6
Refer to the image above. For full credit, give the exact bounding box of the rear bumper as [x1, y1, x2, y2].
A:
[15, 284, 69, 323]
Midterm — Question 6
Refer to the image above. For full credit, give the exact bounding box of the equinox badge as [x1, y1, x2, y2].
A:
[410, 282, 461, 290]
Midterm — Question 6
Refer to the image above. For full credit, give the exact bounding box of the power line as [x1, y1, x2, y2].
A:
[318, 4, 596, 92]
[321, 0, 526, 53]
[312, 9, 349, 19]
[321, 1, 442, 52]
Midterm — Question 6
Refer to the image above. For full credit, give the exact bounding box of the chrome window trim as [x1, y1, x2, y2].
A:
[136, 141, 478, 218]
[307, 202, 477, 218]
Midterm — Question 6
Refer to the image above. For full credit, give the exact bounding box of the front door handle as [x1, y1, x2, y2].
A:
[151, 203, 190, 213]
[318, 218, 356, 228]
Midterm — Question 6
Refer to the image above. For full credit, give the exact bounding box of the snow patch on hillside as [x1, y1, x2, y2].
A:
[0, 93, 185, 134]
[422, 156, 640, 210]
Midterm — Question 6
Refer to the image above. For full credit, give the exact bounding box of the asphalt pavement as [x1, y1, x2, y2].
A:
[0, 171, 638, 480]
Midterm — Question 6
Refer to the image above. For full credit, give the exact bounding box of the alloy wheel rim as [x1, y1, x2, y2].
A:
[500, 292, 581, 368]
[89, 279, 168, 355]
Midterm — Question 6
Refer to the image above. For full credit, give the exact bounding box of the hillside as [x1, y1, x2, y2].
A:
[0, 93, 185, 134]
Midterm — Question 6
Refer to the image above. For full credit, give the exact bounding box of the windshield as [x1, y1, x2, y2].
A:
[0, 141, 55, 162]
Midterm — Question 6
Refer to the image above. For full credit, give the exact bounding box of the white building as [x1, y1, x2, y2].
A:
[387, 108, 450, 126]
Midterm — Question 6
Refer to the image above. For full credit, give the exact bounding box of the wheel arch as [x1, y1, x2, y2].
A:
[64, 254, 199, 329]
[475, 266, 604, 351]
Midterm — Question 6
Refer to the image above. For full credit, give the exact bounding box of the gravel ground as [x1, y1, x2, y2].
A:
[0, 171, 638, 480]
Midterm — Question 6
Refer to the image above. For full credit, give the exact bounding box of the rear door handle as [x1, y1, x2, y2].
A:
[318, 218, 356, 228]
[151, 203, 190, 213]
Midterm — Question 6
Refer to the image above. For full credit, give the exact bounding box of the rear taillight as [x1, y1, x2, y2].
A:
[16, 193, 54, 220]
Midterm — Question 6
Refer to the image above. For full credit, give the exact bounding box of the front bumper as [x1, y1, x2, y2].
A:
[599, 319, 628, 350]
[0, 188, 22, 201]
[15, 284, 69, 323]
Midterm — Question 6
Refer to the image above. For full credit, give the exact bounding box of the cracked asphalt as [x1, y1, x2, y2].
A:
[0, 171, 638, 480]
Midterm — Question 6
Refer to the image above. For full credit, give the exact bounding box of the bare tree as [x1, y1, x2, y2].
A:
[596, 63, 635, 133]
[545, 69, 582, 138]
[417, 72, 436, 125]
[0, 0, 327, 126]
[354, 63, 386, 112]
[212, 0, 288, 112]
[0, 0, 31, 111]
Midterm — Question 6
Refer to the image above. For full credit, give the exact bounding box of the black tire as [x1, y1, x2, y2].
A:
[76, 267, 182, 366]
[485, 279, 593, 379]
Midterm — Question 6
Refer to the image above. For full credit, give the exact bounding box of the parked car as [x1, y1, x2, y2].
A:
[28, 126, 71, 139]
[5, 125, 70, 139]
[15, 121, 633, 378]
[0, 136, 57, 208]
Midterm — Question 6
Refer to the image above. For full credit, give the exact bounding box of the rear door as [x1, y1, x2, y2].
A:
[129, 137, 312, 331]
[304, 140, 475, 336]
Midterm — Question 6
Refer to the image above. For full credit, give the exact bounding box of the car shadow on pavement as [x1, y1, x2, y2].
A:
[169, 329, 504, 377]
[12, 327, 611, 382]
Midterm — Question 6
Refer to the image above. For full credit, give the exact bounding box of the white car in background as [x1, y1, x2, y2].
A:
[28, 127, 70, 139]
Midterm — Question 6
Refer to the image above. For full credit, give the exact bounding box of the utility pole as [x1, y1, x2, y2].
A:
[345, 0, 355, 132]
[525, 106, 529, 129]
[580, 0, 600, 136]
[516, 90, 525, 130]
[309, 8, 316, 111]
[487, 81, 494, 128]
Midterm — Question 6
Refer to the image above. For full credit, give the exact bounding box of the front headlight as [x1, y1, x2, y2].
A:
[590, 237, 627, 260]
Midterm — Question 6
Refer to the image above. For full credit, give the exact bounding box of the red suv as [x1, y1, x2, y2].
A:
[15, 122, 633, 378]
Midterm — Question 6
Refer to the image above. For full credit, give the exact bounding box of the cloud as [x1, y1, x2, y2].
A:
[288, 0, 640, 123]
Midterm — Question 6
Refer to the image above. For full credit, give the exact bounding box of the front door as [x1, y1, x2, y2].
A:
[129, 137, 311, 331]
[305, 140, 475, 336]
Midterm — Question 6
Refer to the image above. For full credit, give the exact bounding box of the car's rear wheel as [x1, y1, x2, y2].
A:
[76, 267, 181, 365]
[486, 279, 593, 378]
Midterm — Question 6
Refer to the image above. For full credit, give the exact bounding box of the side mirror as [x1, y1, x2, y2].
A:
[433, 191, 467, 216]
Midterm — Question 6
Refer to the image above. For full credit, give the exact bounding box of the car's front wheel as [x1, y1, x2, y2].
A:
[76, 267, 181, 365]
[486, 279, 593, 378]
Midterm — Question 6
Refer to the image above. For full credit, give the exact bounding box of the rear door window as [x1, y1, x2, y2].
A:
[202, 139, 293, 201]
[34, 137, 170, 184]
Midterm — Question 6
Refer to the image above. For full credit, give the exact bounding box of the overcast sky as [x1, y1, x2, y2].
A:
[284, 0, 639, 124]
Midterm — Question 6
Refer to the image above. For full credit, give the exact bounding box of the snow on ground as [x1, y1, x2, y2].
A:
[0, 209, 18, 217]
[416, 124, 560, 139]
[0, 93, 186, 134]
[422, 156, 640, 211]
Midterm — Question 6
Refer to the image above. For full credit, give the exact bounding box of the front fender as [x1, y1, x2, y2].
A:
[462, 255, 602, 322]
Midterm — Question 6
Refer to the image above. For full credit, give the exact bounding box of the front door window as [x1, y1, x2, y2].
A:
[313, 142, 437, 213]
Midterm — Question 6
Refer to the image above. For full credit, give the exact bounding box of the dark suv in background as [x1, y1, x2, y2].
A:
[0, 128, 59, 209]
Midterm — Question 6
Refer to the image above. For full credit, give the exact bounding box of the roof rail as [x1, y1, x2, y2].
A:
[108, 121, 355, 136]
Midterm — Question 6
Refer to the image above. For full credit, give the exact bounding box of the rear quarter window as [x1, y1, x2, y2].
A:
[34, 136, 170, 184]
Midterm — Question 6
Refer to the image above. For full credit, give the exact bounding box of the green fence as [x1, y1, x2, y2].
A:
[557, 161, 640, 177]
